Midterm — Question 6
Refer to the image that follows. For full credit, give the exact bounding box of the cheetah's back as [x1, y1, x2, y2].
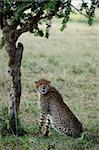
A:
[47, 87, 83, 137]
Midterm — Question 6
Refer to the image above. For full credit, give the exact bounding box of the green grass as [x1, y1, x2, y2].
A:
[0, 20, 99, 149]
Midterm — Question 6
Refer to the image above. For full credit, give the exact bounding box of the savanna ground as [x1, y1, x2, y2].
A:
[0, 10, 99, 150]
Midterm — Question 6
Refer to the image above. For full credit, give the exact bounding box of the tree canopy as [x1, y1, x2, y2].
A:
[0, 0, 98, 39]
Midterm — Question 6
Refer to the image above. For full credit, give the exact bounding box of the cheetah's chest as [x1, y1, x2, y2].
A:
[37, 92, 41, 110]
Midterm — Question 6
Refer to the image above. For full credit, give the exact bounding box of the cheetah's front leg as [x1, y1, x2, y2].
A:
[43, 117, 50, 136]
[39, 113, 50, 136]
[38, 112, 46, 134]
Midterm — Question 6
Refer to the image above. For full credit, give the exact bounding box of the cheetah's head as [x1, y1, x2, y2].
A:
[35, 79, 51, 95]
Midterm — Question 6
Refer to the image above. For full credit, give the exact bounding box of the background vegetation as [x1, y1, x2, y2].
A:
[0, 10, 99, 150]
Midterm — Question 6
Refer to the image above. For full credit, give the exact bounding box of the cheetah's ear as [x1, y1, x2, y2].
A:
[48, 80, 51, 85]
[35, 81, 37, 84]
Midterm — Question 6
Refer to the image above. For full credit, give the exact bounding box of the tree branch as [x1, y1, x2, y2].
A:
[16, 0, 91, 37]
[16, 9, 44, 36]
[40, 1, 88, 20]
[70, 4, 87, 18]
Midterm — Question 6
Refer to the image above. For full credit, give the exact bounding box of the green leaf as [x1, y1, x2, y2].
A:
[60, 1, 71, 31]
[34, 29, 44, 37]
[37, 29, 44, 37]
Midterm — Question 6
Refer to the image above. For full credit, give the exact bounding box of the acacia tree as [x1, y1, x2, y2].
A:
[0, 0, 98, 135]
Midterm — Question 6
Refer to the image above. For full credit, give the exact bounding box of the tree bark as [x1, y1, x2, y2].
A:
[3, 26, 23, 135]
[7, 42, 23, 135]
[8, 43, 23, 135]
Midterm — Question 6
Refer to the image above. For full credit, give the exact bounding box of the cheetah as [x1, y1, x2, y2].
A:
[35, 79, 83, 138]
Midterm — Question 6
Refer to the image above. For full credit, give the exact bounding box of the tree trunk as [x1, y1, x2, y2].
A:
[7, 42, 23, 135]
[3, 26, 24, 135]
[3, 25, 26, 136]
[8, 43, 23, 135]
[3, 26, 23, 135]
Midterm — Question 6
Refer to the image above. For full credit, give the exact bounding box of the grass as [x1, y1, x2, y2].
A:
[0, 15, 99, 149]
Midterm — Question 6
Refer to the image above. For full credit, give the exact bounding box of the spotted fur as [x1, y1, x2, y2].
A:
[35, 79, 83, 138]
